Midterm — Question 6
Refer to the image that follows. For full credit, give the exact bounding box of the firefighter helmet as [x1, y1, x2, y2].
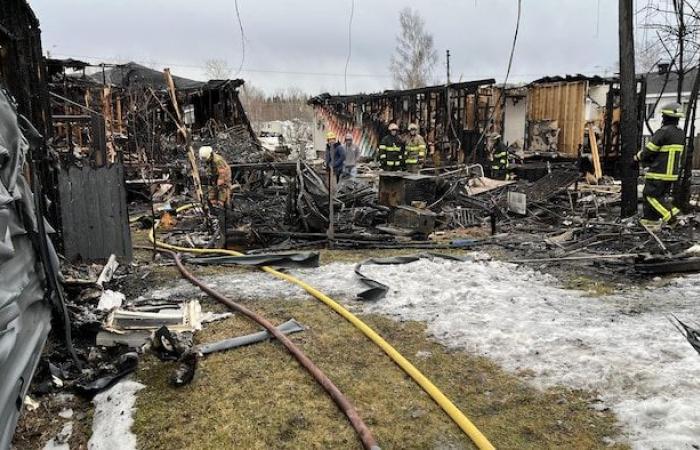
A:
[345, 133, 353, 141]
[325, 131, 337, 141]
[661, 102, 685, 118]
[408, 123, 418, 131]
[198, 145, 213, 160]
[388, 123, 399, 131]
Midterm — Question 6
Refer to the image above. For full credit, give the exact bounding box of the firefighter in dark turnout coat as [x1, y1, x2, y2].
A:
[635, 102, 685, 226]
[378, 123, 404, 170]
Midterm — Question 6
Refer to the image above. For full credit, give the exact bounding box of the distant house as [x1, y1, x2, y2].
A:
[644, 65, 699, 136]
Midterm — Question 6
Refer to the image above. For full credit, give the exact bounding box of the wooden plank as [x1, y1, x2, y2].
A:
[163, 68, 204, 206]
[588, 124, 602, 179]
[561, 84, 570, 154]
[58, 164, 132, 263]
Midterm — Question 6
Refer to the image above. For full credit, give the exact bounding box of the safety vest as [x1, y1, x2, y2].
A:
[405, 135, 426, 166]
[637, 124, 685, 182]
[378, 135, 403, 168]
[491, 143, 508, 170]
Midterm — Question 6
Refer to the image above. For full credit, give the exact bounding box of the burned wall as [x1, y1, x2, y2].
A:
[310, 79, 496, 165]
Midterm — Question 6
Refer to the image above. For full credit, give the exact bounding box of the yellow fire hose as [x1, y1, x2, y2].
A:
[148, 206, 495, 450]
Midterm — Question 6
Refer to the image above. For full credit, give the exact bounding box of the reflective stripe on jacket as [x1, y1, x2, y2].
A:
[492, 142, 508, 170]
[378, 134, 403, 166]
[637, 124, 685, 181]
[405, 135, 426, 165]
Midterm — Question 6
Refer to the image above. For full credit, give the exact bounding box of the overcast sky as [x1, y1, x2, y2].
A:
[29, 0, 622, 95]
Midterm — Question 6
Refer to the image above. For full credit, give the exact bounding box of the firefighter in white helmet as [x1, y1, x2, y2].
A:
[198, 145, 232, 209]
[378, 123, 404, 170]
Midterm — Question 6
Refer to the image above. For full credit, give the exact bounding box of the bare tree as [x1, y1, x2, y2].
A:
[204, 58, 233, 79]
[389, 7, 438, 89]
[637, 1, 700, 85]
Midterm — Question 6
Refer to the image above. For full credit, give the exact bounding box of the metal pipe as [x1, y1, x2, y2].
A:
[164, 250, 380, 450]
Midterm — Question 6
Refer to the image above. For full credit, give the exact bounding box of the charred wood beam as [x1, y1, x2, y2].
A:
[258, 231, 388, 241]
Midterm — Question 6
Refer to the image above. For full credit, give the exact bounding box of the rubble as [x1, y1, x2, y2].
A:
[4, 0, 700, 448]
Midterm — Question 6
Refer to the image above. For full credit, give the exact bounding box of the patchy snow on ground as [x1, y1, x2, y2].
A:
[88, 380, 144, 450]
[145, 257, 700, 448]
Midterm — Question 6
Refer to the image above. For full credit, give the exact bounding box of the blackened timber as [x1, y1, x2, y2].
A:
[618, 0, 639, 217]
[309, 78, 496, 106]
[258, 231, 388, 241]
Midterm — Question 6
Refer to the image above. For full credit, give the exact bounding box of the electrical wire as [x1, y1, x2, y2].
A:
[344, 0, 355, 94]
[472, 0, 522, 158]
[233, 0, 246, 78]
[51, 52, 614, 83]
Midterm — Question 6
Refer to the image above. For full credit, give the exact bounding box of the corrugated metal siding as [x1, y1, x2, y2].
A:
[58, 163, 132, 263]
[528, 81, 588, 156]
[0, 86, 53, 450]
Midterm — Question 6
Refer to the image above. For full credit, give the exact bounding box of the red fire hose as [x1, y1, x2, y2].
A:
[167, 250, 380, 449]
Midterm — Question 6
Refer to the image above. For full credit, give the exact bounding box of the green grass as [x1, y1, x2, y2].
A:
[132, 293, 627, 449]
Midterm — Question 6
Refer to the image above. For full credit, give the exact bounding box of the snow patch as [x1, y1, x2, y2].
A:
[88, 380, 144, 450]
[144, 257, 700, 448]
[43, 422, 72, 450]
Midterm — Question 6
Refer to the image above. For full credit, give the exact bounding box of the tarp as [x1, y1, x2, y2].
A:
[0, 87, 53, 450]
[187, 251, 320, 268]
[354, 253, 468, 301]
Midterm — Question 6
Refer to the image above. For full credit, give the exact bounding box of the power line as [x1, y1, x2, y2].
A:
[50, 53, 393, 78]
[233, 0, 246, 78]
[502, 0, 522, 88]
[51, 50, 612, 84]
[472, 0, 522, 154]
[344, 0, 355, 94]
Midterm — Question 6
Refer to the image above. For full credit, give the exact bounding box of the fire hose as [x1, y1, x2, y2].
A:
[160, 248, 379, 450]
[148, 206, 495, 450]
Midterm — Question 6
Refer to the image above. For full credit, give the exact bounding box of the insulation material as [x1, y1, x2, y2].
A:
[528, 80, 587, 156]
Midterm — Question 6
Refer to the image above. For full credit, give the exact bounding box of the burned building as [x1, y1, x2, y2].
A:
[1, 3, 59, 448]
[313, 75, 646, 181]
[41, 59, 262, 262]
[309, 79, 497, 167]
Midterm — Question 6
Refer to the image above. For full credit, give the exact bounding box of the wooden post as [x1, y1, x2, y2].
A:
[588, 124, 602, 180]
[618, 0, 639, 217]
[327, 143, 335, 243]
[163, 68, 205, 206]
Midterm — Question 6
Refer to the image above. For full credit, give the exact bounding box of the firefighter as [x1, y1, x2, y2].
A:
[324, 131, 346, 182]
[343, 132, 360, 177]
[490, 134, 508, 180]
[405, 123, 427, 172]
[198, 145, 232, 209]
[635, 102, 685, 226]
[378, 123, 404, 171]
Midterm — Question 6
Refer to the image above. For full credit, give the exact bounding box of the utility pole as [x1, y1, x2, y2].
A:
[446, 49, 451, 84]
[619, 0, 639, 218]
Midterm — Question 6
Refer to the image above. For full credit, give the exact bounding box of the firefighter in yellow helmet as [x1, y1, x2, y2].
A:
[378, 123, 404, 170]
[635, 101, 685, 227]
[324, 131, 346, 182]
[405, 123, 427, 172]
[198, 145, 232, 209]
